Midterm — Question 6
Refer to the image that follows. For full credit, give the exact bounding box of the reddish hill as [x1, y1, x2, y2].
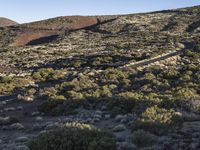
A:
[0, 17, 18, 27]
[11, 16, 99, 46]
[22, 16, 98, 30]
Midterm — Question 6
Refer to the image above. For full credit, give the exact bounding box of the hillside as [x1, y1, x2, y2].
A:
[0, 17, 18, 27]
[0, 6, 200, 150]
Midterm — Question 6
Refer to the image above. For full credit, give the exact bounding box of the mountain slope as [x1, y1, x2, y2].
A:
[0, 6, 200, 150]
[0, 6, 200, 47]
[0, 17, 18, 27]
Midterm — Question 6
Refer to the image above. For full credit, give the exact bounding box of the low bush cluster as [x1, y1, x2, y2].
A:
[133, 105, 182, 134]
[29, 127, 116, 150]
[131, 129, 158, 148]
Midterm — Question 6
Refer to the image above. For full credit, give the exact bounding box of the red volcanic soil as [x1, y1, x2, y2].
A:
[22, 16, 98, 30]
[12, 16, 99, 46]
[13, 29, 60, 46]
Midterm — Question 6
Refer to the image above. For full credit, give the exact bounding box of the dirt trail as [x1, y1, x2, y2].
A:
[120, 48, 185, 69]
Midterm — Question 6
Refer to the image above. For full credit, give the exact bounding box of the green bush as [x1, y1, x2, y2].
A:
[118, 92, 143, 100]
[131, 130, 158, 148]
[0, 76, 12, 83]
[32, 68, 66, 81]
[107, 97, 136, 114]
[0, 77, 32, 94]
[38, 100, 65, 116]
[175, 87, 198, 99]
[28, 127, 116, 150]
[134, 105, 182, 134]
[39, 99, 83, 116]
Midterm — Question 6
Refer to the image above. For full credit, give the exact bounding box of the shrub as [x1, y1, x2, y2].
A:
[0, 76, 12, 83]
[39, 87, 58, 99]
[134, 105, 182, 134]
[38, 100, 65, 116]
[178, 98, 200, 113]
[131, 130, 158, 148]
[175, 87, 198, 99]
[32, 68, 66, 81]
[118, 92, 143, 100]
[66, 90, 84, 100]
[39, 99, 83, 116]
[0, 77, 33, 94]
[162, 69, 179, 79]
[101, 68, 128, 84]
[107, 97, 136, 115]
[28, 127, 116, 150]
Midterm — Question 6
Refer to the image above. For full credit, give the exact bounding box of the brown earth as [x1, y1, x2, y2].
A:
[13, 29, 61, 46]
[0, 17, 18, 27]
[11, 16, 99, 46]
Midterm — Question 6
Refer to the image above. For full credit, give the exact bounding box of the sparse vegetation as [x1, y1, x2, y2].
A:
[1, 5, 200, 150]
[29, 127, 116, 150]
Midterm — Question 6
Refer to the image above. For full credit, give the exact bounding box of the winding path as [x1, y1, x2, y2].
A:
[119, 45, 187, 69]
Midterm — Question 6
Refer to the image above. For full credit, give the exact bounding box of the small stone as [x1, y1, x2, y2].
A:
[95, 110, 103, 115]
[15, 136, 30, 143]
[93, 118, 100, 123]
[101, 105, 107, 111]
[10, 123, 24, 130]
[36, 117, 43, 122]
[105, 114, 111, 119]
[32, 123, 43, 130]
[4, 107, 16, 111]
[39, 130, 48, 135]
[16, 145, 30, 150]
[45, 122, 59, 130]
[113, 124, 126, 132]
[0, 116, 10, 125]
[1, 101, 7, 105]
[31, 112, 40, 116]
[115, 115, 124, 122]
[86, 118, 92, 123]
[94, 114, 102, 119]
[17, 106, 23, 110]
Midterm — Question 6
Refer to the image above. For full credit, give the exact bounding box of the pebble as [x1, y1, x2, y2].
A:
[115, 115, 125, 122]
[113, 124, 126, 132]
[1, 101, 7, 105]
[17, 106, 23, 110]
[32, 123, 43, 130]
[4, 107, 16, 112]
[10, 123, 25, 130]
[101, 105, 107, 111]
[86, 118, 92, 123]
[16, 145, 30, 150]
[93, 118, 100, 123]
[104, 114, 111, 119]
[36, 117, 43, 122]
[94, 114, 102, 119]
[31, 112, 40, 116]
[15, 136, 30, 143]
[45, 122, 59, 130]
[95, 110, 103, 115]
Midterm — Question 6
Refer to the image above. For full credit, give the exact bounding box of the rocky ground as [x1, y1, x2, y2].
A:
[0, 96, 136, 150]
[1, 95, 200, 150]
[0, 5, 200, 150]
